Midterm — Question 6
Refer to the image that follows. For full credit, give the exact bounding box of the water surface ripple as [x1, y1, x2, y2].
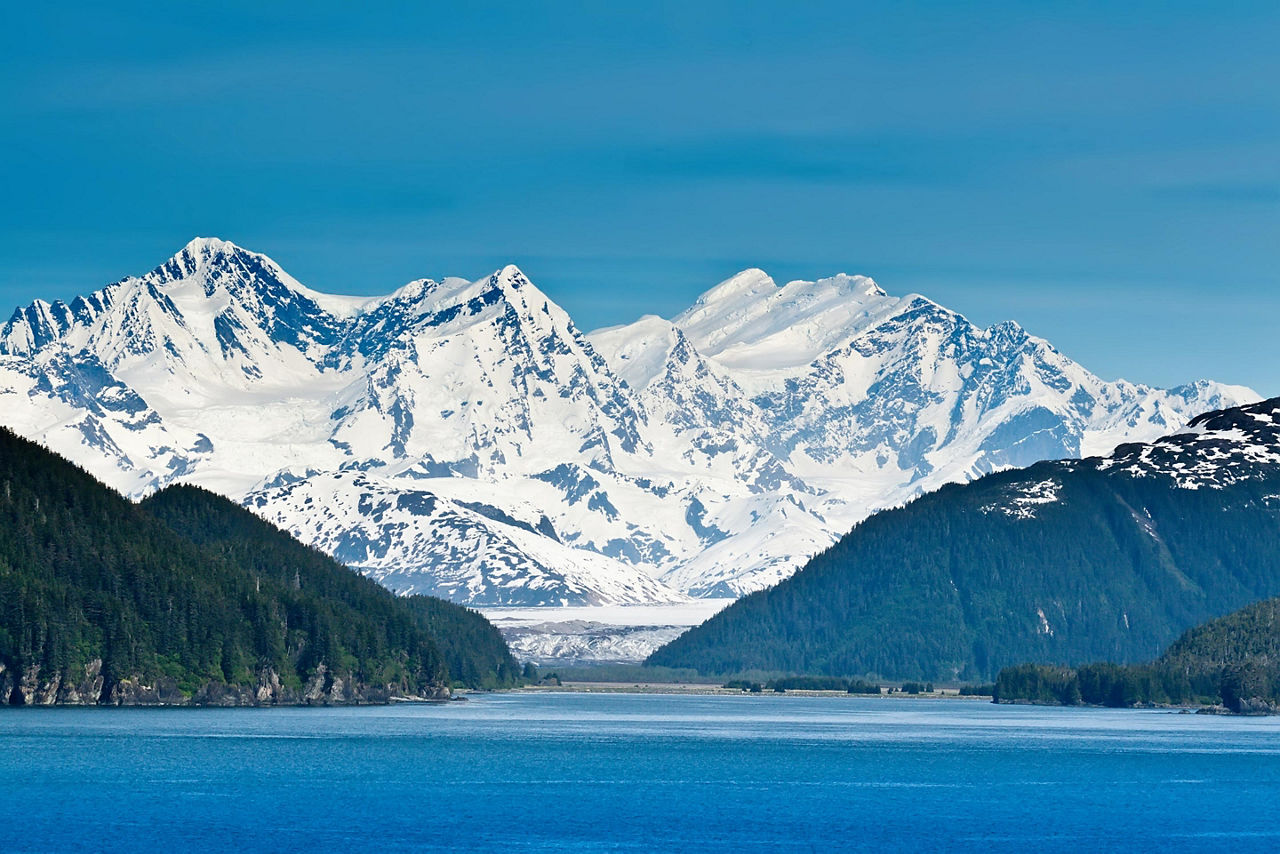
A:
[3, 693, 1278, 851]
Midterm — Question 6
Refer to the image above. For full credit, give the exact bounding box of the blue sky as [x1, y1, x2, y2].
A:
[3, 1, 1277, 394]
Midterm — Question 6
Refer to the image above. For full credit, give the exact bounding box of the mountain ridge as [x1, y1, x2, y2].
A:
[647, 396, 1280, 680]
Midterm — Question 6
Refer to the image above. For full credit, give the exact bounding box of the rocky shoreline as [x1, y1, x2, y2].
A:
[0, 660, 450, 707]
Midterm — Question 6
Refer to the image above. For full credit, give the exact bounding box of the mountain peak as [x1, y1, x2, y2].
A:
[165, 236, 258, 272]
[692, 269, 776, 307]
[148, 236, 272, 287]
[987, 319, 1027, 340]
[143, 237, 371, 321]
[810, 273, 886, 298]
[672, 268, 899, 367]
[491, 264, 533, 291]
[182, 236, 241, 255]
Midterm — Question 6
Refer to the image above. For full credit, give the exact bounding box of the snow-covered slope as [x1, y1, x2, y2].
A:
[244, 471, 683, 605]
[590, 269, 1255, 593]
[0, 239, 1259, 603]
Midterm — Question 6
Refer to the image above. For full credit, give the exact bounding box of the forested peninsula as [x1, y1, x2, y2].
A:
[994, 596, 1280, 713]
[0, 427, 520, 705]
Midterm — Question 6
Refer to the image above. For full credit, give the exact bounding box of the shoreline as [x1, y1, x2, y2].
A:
[510, 681, 995, 699]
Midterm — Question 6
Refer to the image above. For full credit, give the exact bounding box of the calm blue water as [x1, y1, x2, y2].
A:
[3, 693, 1279, 852]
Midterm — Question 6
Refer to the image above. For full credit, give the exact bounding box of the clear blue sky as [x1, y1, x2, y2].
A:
[3, 2, 1277, 394]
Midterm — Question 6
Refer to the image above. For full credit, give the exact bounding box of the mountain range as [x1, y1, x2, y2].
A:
[648, 396, 1280, 680]
[0, 238, 1257, 605]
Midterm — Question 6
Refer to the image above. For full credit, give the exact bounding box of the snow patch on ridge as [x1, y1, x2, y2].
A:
[982, 479, 1062, 519]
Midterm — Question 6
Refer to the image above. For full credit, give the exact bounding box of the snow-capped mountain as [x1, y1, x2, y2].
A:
[0, 239, 1259, 604]
[589, 269, 1254, 593]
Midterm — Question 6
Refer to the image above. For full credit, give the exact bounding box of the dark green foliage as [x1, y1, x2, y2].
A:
[1218, 665, 1276, 714]
[959, 684, 995, 696]
[399, 595, 521, 688]
[724, 679, 763, 692]
[0, 428, 516, 703]
[994, 596, 1280, 711]
[994, 661, 1223, 708]
[137, 484, 445, 691]
[142, 484, 520, 689]
[846, 679, 881, 695]
[767, 675, 852, 692]
[649, 426, 1280, 681]
[726, 675, 882, 693]
[1161, 596, 1280, 671]
[993, 665, 1084, 705]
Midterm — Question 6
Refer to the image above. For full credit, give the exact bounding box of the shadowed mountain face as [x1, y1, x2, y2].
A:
[0, 239, 1258, 605]
[648, 397, 1280, 681]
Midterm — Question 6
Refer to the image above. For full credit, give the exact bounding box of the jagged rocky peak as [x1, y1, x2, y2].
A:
[150, 236, 286, 287]
[357, 263, 563, 336]
[145, 237, 370, 322]
[985, 318, 1029, 344]
[155, 236, 245, 275]
[493, 263, 530, 289]
[483, 264, 593, 341]
[1, 237, 360, 365]
[324, 254, 651, 477]
[148, 237, 295, 302]
[2, 298, 71, 356]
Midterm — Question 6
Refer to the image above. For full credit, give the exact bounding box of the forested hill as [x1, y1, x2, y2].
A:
[0, 427, 518, 705]
[1161, 595, 1280, 671]
[648, 397, 1280, 682]
[140, 485, 522, 691]
[993, 596, 1280, 713]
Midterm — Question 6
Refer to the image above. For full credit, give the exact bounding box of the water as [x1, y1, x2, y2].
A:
[3, 693, 1279, 852]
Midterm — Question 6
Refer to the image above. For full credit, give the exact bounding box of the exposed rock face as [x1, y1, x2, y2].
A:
[1232, 697, 1280, 715]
